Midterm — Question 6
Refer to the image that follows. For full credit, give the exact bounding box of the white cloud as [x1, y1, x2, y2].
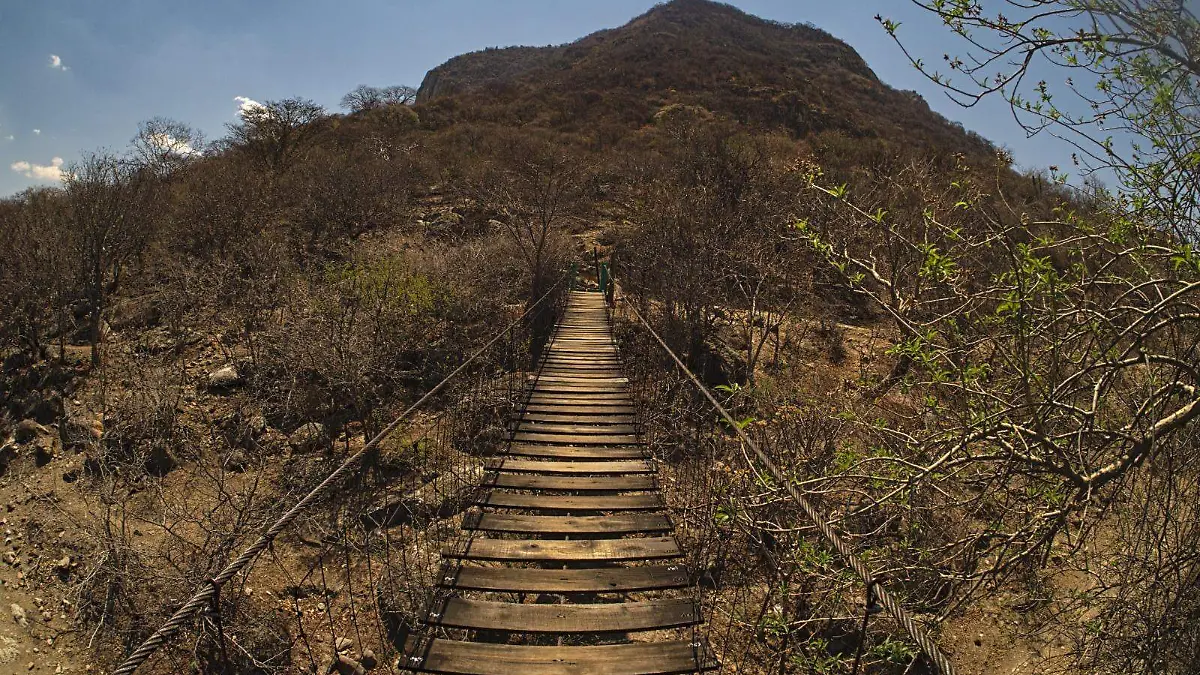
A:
[234, 95, 264, 118]
[149, 132, 198, 157]
[48, 54, 68, 70]
[32, 129, 41, 135]
[3, 135, 12, 141]
[10, 156, 65, 182]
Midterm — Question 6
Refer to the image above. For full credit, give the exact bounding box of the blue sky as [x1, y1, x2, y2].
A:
[1, 0, 1088, 196]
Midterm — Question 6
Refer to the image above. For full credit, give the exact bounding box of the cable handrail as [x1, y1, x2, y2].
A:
[114, 278, 565, 675]
[618, 295, 959, 675]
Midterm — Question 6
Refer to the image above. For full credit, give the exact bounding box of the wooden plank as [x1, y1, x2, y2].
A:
[514, 412, 637, 424]
[462, 512, 671, 534]
[522, 405, 637, 415]
[511, 432, 642, 445]
[476, 492, 662, 511]
[504, 444, 645, 460]
[513, 422, 638, 435]
[528, 387, 630, 397]
[438, 565, 689, 593]
[524, 396, 633, 405]
[535, 374, 628, 381]
[484, 474, 655, 491]
[425, 598, 700, 633]
[407, 639, 716, 674]
[487, 459, 651, 475]
[444, 537, 680, 562]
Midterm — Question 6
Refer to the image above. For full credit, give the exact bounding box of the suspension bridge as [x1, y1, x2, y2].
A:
[112, 274, 959, 675]
[403, 290, 714, 672]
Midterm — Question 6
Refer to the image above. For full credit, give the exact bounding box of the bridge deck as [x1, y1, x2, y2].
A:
[405, 290, 715, 674]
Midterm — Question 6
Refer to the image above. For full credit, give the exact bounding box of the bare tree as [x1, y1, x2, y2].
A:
[340, 84, 418, 112]
[476, 140, 587, 301]
[131, 117, 204, 179]
[63, 151, 151, 366]
[225, 97, 325, 170]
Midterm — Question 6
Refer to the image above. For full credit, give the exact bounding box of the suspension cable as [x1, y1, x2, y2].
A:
[114, 278, 564, 675]
[620, 297, 959, 675]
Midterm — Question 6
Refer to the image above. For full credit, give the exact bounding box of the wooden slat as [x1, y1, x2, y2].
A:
[425, 597, 700, 633]
[514, 412, 636, 424]
[438, 564, 689, 593]
[463, 512, 671, 534]
[511, 432, 641, 445]
[476, 491, 662, 511]
[407, 639, 716, 674]
[504, 444, 645, 460]
[514, 422, 638, 434]
[522, 405, 637, 415]
[484, 473, 655, 491]
[487, 459, 651, 475]
[443, 537, 680, 562]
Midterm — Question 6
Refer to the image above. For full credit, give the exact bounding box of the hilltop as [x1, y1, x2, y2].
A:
[415, 0, 994, 157]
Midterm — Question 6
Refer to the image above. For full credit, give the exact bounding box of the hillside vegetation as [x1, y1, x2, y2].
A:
[0, 1, 1197, 674]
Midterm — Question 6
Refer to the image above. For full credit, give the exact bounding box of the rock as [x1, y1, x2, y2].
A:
[34, 440, 54, 467]
[26, 394, 63, 425]
[333, 654, 366, 675]
[10, 603, 28, 627]
[335, 637, 354, 653]
[246, 414, 268, 436]
[0, 445, 14, 474]
[14, 420, 46, 444]
[107, 296, 161, 330]
[145, 442, 178, 476]
[60, 413, 101, 450]
[359, 649, 377, 669]
[289, 423, 331, 453]
[223, 449, 249, 473]
[207, 365, 243, 392]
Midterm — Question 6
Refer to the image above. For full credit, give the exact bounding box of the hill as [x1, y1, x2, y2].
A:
[415, 0, 995, 157]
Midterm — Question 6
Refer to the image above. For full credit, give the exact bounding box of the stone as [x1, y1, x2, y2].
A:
[359, 649, 377, 669]
[245, 415, 268, 436]
[289, 423, 331, 453]
[333, 655, 366, 675]
[335, 637, 353, 652]
[223, 449, 249, 473]
[27, 395, 64, 425]
[59, 414, 101, 450]
[10, 603, 28, 627]
[207, 365, 243, 392]
[144, 443, 177, 476]
[14, 420, 46, 444]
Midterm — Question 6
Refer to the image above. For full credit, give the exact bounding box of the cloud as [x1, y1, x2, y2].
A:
[32, 129, 41, 135]
[148, 132, 198, 157]
[234, 95, 264, 118]
[48, 54, 68, 70]
[3, 135, 12, 141]
[10, 157, 65, 182]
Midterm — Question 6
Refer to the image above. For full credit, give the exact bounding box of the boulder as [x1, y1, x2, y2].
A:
[333, 654, 366, 675]
[14, 419, 47, 444]
[26, 393, 64, 425]
[289, 423, 332, 453]
[60, 413, 102, 449]
[107, 295, 162, 330]
[145, 442, 178, 476]
[223, 449, 249, 473]
[207, 364, 243, 392]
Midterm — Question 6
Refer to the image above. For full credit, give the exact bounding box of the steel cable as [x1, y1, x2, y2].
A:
[113, 279, 564, 674]
[620, 297, 959, 675]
